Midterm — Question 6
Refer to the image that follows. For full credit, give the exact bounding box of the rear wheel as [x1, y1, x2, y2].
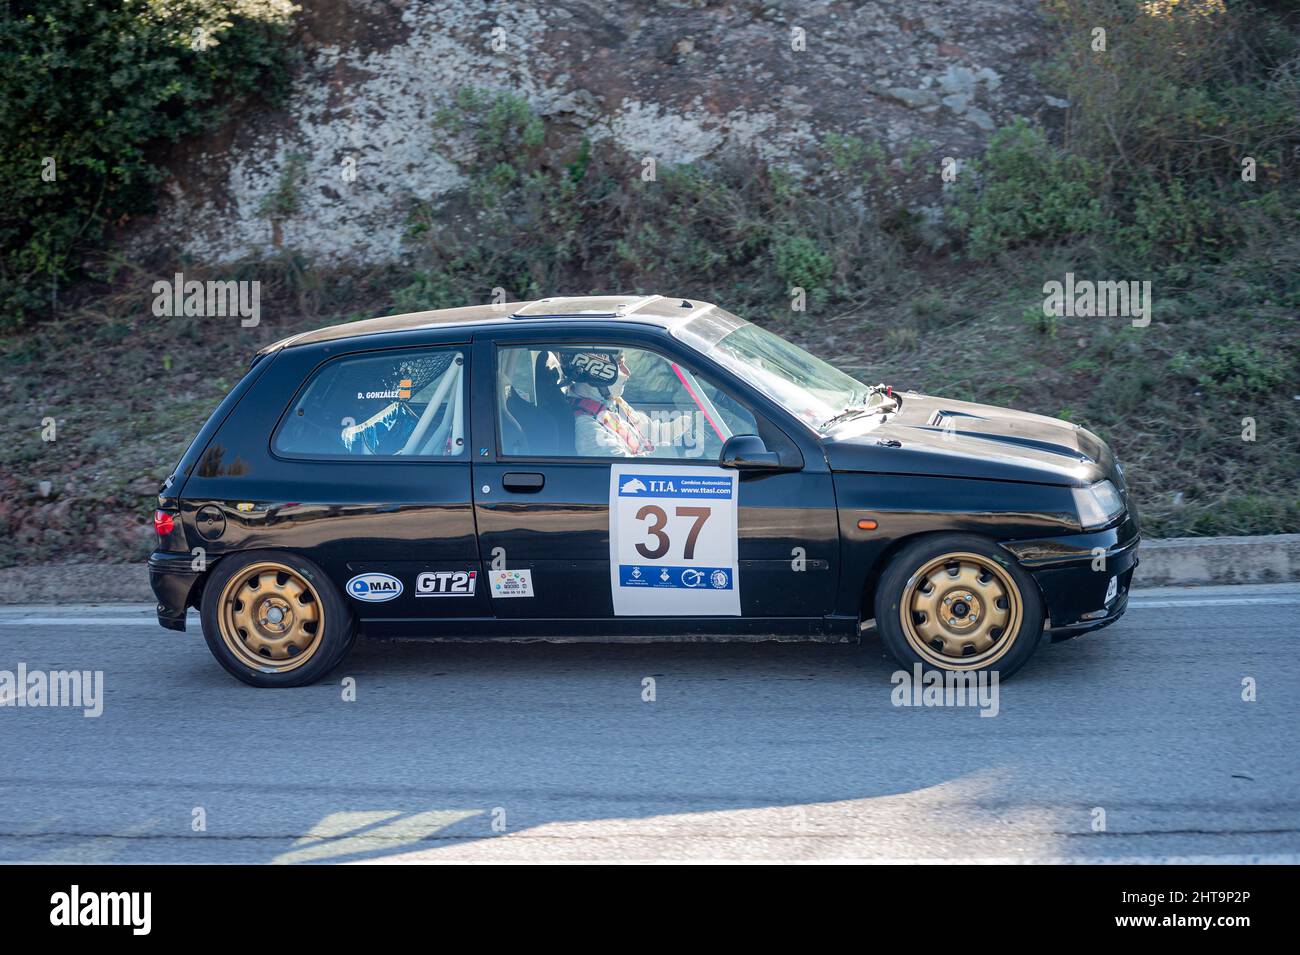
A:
[873, 534, 1044, 678]
[201, 551, 355, 687]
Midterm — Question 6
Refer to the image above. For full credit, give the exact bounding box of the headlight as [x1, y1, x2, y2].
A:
[1072, 480, 1125, 530]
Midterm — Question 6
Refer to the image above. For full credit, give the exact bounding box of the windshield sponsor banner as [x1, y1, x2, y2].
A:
[609, 464, 740, 616]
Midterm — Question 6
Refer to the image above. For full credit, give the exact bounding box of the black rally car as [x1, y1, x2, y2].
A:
[150, 295, 1139, 686]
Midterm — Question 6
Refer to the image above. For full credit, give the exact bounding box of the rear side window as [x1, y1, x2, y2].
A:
[273, 347, 467, 458]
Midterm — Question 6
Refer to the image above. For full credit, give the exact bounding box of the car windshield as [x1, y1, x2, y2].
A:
[674, 309, 877, 431]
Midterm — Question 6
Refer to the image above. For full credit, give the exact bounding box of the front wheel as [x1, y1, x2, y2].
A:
[873, 534, 1044, 679]
[200, 550, 355, 687]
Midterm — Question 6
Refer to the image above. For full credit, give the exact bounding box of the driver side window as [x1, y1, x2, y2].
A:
[495, 344, 757, 460]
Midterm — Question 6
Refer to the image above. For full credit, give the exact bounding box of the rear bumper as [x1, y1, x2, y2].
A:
[999, 514, 1140, 640]
[148, 551, 202, 632]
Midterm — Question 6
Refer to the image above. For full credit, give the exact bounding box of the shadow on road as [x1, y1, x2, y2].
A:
[10, 612, 1286, 863]
[161, 633, 1091, 862]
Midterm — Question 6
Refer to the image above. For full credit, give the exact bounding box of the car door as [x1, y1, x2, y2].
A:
[469, 327, 840, 635]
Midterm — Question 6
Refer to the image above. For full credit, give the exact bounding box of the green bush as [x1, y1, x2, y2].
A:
[1170, 342, 1292, 400]
[0, 0, 298, 329]
[1044, 0, 1299, 186]
[949, 121, 1110, 259]
[772, 235, 833, 292]
[952, 2, 1299, 267]
[402, 89, 910, 316]
[1118, 177, 1229, 271]
[257, 151, 307, 220]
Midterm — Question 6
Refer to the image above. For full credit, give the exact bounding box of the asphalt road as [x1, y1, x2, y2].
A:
[0, 584, 1296, 864]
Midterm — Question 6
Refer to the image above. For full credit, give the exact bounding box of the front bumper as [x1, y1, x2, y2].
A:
[999, 514, 1140, 641]
[148, 551, 203, 632]
[1043, 587, 1130, 641]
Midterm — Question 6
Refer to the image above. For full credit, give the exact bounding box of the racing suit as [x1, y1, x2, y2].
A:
[571, 393, 657, 457]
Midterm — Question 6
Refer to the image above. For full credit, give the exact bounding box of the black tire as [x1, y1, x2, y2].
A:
[200, 550, 356, 687]
[873, 534, 1045, 680]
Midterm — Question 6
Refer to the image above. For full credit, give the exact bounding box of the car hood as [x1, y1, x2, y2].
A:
[822, 393, 1116, 486]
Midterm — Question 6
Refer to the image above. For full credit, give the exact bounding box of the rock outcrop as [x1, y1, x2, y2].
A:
[134, 0, 1053, 265]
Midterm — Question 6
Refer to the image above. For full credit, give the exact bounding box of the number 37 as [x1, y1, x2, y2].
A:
[635, 505, 710, 560]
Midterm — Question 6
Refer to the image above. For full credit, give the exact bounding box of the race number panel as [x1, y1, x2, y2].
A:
[608, 464, 740, 616]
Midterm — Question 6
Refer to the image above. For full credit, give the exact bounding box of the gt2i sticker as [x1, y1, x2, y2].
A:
[416, 570, 477, 597]
[609, 464, 739, 616]
[489, 569, 534, 598]
[346, 573, 402, 602]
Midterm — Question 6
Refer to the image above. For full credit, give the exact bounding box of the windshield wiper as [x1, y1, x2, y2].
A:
[817, 384, 900, 434]
[818, 406, 873, 433]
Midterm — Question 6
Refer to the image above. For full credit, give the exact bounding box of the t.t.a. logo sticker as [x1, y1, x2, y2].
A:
[416, 570, 477, 597]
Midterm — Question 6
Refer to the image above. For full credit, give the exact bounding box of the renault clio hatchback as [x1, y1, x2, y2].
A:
[150, 295, 1139, 686]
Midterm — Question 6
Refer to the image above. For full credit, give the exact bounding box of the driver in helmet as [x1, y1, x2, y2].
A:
[556, 349, 669, 457]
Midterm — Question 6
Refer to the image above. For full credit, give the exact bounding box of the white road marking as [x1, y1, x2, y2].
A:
[366, 853, 1300, 865]
[0, 618, 169, 626]
[764, 853, 1300, 866]
[1129, 596, 1300, 608]
[0, 585, 1297, 625]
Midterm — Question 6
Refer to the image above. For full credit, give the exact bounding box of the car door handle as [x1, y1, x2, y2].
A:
[502, 472, 545, 493]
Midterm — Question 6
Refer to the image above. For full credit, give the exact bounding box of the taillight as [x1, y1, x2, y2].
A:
[154, 510, 176, 537]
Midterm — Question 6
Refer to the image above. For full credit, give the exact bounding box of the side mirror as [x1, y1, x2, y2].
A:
[719, 433, 784, 471]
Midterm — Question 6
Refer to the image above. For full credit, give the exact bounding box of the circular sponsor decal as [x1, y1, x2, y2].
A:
[345, 573, 403, 602]
[709, 570, 729, 589]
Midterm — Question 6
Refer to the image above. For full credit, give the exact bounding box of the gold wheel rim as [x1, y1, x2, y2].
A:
[218, 561, 325, 673]
[900, 551, 1023, 669]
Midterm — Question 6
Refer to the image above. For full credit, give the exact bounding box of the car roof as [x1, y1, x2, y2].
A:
[257, 294, 715, 354]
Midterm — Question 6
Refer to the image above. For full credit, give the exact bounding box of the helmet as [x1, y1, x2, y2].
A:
[556, 349, 624, 389]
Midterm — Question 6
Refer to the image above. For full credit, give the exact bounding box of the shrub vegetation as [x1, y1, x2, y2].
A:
[1, 0, 1297, 565]
[0, 0, 297, 328]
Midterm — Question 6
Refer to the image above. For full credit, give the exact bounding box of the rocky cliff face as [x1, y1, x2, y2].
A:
[135, 0, 1053, 266]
